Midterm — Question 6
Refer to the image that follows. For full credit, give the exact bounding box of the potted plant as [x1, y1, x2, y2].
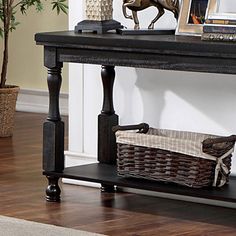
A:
[0, 0, 67, 137]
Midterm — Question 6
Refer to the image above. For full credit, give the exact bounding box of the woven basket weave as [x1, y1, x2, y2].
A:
[0, 86, 20, 137]
[113, 123, 236, 188]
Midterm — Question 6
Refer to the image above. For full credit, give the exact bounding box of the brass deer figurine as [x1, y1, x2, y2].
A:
[123, 0, 179, 30]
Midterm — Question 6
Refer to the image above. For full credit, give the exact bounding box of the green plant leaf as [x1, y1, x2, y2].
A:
[52, 0, 68, 15]
[0, 28, 3, 38]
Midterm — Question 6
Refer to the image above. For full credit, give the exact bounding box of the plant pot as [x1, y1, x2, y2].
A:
[0, 85, 20, 137]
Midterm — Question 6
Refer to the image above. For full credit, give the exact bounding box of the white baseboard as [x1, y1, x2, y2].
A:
[16, 89, 68, 115]
[63, 151, 100, 187]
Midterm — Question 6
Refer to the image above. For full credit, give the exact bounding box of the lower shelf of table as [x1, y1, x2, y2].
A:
[44, 163, 236, 203]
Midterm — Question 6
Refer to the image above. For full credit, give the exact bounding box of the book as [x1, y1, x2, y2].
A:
[208, 13, 236, 21]
[201, 33, 236, 42]
[205, 19, 236, 25]
[203, 24, 236, 34]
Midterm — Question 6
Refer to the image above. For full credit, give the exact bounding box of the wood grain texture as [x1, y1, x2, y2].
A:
[35, 31, 236, 74]
[1, 112, 236, 236]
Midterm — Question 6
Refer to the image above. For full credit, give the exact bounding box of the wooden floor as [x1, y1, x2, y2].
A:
[1, 112, 236, 236]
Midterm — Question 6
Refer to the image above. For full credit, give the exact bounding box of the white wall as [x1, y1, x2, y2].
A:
[68, 0, 84, 155]
[67, 1, 236, 176]
[218, 0, 236, 13]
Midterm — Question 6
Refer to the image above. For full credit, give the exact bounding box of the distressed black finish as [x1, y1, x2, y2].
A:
[98, 65, 118, 164]
[74, 20, 123, 34]
[43, 47, 64, 201]
[35, 31, 236, 74]
[46, 175, 61, 202]
[35, 31, 236, 203]
[44, 163, 236, 203]
[101, 66, 115, 115]
[43, 121, 64, 173]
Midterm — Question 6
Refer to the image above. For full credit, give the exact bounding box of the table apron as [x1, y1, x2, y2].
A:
[57, 48, 236, 75]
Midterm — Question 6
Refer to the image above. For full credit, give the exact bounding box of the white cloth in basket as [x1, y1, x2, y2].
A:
[116, 128, 222, 160]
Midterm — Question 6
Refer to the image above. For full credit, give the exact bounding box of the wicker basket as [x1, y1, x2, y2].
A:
[0, 85, 20, 137]
[113, 123, 236, 188]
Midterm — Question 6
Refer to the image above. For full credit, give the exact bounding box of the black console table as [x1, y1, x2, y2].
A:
[35, 31, 236, 203]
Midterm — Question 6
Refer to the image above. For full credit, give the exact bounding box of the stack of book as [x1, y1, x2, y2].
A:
[202, 15, 236, 41]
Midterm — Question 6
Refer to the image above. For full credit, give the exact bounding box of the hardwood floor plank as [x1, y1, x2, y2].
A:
[0, 112, 236, 235]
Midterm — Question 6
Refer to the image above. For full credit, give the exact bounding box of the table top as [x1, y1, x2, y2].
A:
[35, 30, 236, 58]
[35, 31, 236, 74]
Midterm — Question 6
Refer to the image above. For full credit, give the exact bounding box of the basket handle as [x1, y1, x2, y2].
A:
[203, 135, 236, 148]
[112, 123, 149, 134]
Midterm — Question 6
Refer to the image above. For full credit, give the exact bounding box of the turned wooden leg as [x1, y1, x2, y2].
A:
[43, 48, 64, 202]
[98, 65, 118, 193]
[46, 176, 61, 202]
[43, 65, 64, 173]
[98, 65, 118, 165]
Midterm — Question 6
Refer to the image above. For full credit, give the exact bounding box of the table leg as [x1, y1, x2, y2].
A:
[43, 54, 64, 202]
[46, 176, 61, 202]
[98, 65, 118, 192]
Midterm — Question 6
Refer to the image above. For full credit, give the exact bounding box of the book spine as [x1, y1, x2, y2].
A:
[201, 33, 236, 41]
[205, 19, 236, 25]
[203, 25, 236, 34]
